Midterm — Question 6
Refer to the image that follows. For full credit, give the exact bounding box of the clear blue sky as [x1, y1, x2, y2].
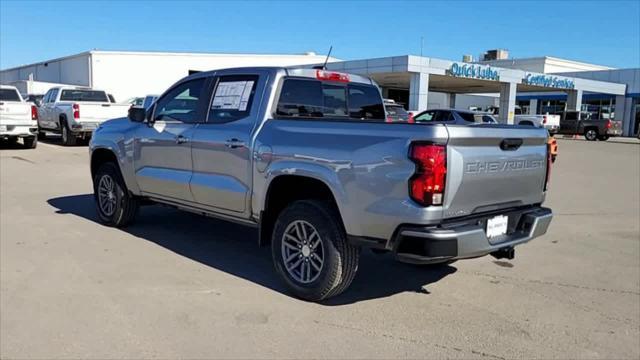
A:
[1, 0, 639, 69]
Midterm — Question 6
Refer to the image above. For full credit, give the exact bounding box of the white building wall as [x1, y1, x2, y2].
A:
[0, 53, 91, 87]
[90, 51, 335, 101]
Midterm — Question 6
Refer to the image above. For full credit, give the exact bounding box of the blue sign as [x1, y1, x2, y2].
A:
[448, 63, 500, 81]
[523, 73, 575, 89]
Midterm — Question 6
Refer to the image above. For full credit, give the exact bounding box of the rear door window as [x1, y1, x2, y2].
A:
[208, 75, 259, 123]
[456, 112, 476, 122]
[276, 78, 384, 121]
[0, 88, 21, 101]
[414, 110, 437, 122]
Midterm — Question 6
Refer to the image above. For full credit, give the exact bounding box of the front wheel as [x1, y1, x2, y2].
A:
[93, 162, 139, 227]
[584, 129, 598, 141]
[272, 200, 359, 302]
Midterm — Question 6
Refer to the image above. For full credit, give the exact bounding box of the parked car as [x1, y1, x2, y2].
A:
[384, 99, 412, 122]
[486, 105, 522, 115]
[89, 67, 553, 301]
[515, 114, 561, 134]
[38, 87, 130, 145]
[0, 85, 39, 148]
[557, 110, 622, 141]
[413, 108, 499, 124]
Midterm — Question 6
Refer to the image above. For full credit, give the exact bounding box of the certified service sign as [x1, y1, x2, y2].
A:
[523, 73, 575, 89]
[448, 63, 500, 81]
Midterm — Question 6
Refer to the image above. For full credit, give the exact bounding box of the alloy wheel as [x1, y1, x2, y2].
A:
[98, 175, 117, 216]
[281, 220, 324, 284]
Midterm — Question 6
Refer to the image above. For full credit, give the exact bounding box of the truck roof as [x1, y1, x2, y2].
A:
[181, 66, 376, 86]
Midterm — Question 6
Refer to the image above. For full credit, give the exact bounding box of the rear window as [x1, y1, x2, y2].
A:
[457, 112, 476, 122]
[386, 105, 408, 116]
[276, 78, 384, 120]
[60, 89, 109, 102]
[0, 89, 21, 102]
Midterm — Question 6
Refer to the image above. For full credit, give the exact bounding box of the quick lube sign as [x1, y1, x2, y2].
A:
[523, 73, 575, 89]
[448, 63, 500, 81]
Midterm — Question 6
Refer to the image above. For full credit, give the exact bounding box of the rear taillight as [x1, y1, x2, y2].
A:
[545, 145, 552, 191]
[606, 119, 612, 129]
[409, 143, 447, 206]
[386, 116, 393, 123]
[316, 70, 350, 82]
[31, 105, 38, 120]
[72, 103, 80, 119]
[542, 115, 547, 124]
[407, 112, 414, 124]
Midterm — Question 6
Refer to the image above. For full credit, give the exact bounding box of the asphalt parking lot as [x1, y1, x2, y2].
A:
[1, 137, 639, 359]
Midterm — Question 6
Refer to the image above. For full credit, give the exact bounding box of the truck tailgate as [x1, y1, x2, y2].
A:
[0, 101, 31, 125]
[76, 102, 129, 122]
[443, 125, 548, 219]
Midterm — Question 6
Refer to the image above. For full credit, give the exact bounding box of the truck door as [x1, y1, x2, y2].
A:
[189, 73, 265, 215]
[133, 77, 209, 203]
[560, 111, 579, 134]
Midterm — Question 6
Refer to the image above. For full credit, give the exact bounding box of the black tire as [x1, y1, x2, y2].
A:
[23, 136, 37, 149]
[597, 135, 610, 141]
[37, 125, 46, 139]
[61, 119, 77, 146]
[92, 162, 139, 227]
[271, 200, 359, 302]
[584, 128, 598, 141]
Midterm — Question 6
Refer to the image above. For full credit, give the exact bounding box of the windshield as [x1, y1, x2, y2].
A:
[0, 89, 22, 102]
[60, 89, 109, 102]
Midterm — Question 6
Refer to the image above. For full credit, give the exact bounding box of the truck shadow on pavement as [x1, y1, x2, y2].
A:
[47, 194, 457, 305]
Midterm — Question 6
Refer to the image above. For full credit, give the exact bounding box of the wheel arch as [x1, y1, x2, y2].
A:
[259, 174, 347, 247]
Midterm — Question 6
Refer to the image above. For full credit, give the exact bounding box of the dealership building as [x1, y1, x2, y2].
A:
[1, 49, 638, 136]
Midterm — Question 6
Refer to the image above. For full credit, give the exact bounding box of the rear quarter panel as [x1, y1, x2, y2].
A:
[254, 120, 449, 240]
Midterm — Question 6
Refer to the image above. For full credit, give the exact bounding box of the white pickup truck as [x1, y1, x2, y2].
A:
[38, 87, 129, 145]
[0, 85, 39, 148]
[515, 114, 561, 134]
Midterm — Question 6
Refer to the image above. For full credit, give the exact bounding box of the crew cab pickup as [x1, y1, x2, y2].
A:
[515, 114, 561, 134]
[557, 110, 622, 141]
[89, 67, 553, 301]
[0, 85, 38, 148]
[38, 86, 129, 145]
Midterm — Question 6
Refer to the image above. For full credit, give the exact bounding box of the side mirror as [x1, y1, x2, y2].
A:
[128, 107, 146, 123]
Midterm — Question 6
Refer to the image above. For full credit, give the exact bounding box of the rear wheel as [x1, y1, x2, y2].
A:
[37, 125, 46, 139]
[584, 128, 598, 141]
[272, 200, 359, 302]
[61, 119, 77, 146]
[23, 136, 37, 149]
[93, 162, 139, 227]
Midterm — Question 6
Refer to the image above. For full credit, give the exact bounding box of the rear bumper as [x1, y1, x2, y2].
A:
[606, 129, 622, 136]
[0, 125, 37, 138]
[70, 121, 100, 133]
[544, 125, 559, 133]
[391, 206, 552, 264]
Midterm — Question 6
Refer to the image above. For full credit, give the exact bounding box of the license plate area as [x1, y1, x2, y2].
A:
[486, 215, 508, 239]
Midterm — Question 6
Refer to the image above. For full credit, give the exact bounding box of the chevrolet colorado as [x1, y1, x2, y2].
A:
[89, 67, 553, 301]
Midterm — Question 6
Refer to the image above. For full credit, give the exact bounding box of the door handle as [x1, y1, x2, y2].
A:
[175, 135, 189, 144]
[225, 138, 245, 149]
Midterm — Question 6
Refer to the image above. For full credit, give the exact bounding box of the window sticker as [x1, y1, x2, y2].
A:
[212, 81, 254, 111]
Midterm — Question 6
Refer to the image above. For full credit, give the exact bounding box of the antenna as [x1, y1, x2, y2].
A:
[322, 46, 333, 70]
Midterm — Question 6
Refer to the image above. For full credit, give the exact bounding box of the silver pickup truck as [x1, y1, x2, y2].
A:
[89, 67, 553, 301]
